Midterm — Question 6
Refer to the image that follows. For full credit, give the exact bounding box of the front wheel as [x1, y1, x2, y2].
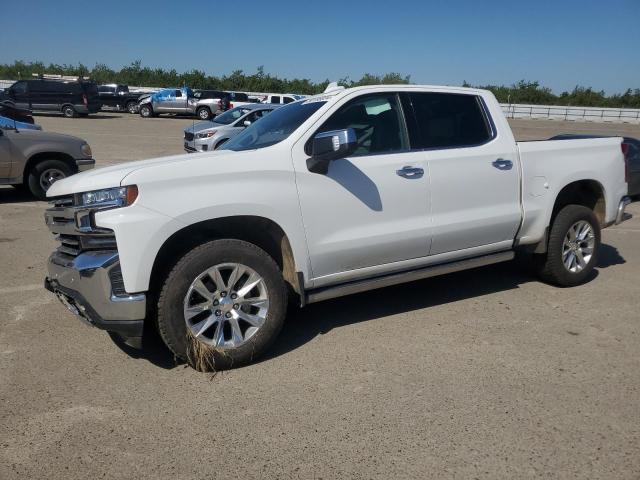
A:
[157, 239, 288, 371]
[27, 159, 72, 200]
[139, 104, 153, 118]
[534, 204, 601, 286]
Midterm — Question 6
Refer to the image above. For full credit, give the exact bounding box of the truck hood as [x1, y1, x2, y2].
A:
[47, 153, 203, 196]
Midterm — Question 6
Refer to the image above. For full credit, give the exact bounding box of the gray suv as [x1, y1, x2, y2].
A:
[0, 123, 94, 199]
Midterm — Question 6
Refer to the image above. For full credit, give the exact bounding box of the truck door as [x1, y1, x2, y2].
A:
[292, 92, 432, 281]
[405, 91, 521, 255]
[169, 89, 187, 112]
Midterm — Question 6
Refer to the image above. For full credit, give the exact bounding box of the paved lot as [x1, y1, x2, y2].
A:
[1, 114, 639, 479]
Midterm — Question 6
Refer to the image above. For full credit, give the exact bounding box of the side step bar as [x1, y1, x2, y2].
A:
[305, 250, 515, 304]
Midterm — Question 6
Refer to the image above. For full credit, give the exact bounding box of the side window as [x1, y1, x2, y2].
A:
[407, 92, 492, 149]
[315, 93, 408, 156]
[283, 96, 294, 104]
[271, 96, 280, 104]
[174, 90, 182, 98]
[11, 81, 27, 94]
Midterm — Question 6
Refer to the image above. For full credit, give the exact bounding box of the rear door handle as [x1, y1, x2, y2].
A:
[396, 166, 424, 178]
[492, 159, 513, 170]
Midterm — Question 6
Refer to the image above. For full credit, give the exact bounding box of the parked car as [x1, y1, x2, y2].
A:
[184, 103, 281, 152]
[98, 84, 145, 114]
[2, 76, 102, 117]
[138, 87, 197, 118]
[260, 93, 305, 104]
[550, 134, 640, 197]
[0, 123, 94, 198]
[44, 84, 630, 369]
[0, 101, 38, 126]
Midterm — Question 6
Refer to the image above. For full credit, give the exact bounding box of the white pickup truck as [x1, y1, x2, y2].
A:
[44, 84, 632, 370]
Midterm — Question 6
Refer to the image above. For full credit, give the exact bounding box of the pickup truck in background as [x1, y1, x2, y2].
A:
[98, 84, 145, 114]
[44, 84, 631, 370]
[260, 93, 305, 104]
[138, 87, 196, 118]
[138, 88, 256, 119]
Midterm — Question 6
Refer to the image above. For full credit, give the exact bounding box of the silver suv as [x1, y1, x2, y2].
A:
[183, 103, 281, 152]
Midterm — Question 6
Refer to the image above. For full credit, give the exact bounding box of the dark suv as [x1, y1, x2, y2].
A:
[3, 77, 102, 117]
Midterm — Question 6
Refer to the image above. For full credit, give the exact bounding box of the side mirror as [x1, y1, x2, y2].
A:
[307, 128, 357, 174]
[243, 120, 251, 127]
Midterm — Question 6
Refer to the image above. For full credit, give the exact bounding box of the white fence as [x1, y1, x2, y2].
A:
[501, 103, 640, 124]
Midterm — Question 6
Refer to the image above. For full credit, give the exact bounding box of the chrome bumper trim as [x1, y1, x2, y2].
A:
[46, 250, 146, 324]
[615, 196, 631, 225]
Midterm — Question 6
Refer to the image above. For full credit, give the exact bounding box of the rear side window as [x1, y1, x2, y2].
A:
[270, 96, 280, 104]
[407, 92, 492, 149]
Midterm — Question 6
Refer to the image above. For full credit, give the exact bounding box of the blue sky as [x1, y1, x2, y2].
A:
[1, 0, 638, 93]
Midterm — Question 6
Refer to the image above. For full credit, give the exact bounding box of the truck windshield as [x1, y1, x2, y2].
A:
[220, 101, 326, 151]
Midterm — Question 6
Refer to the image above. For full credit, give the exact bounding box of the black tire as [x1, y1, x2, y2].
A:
[62, 105, 76, 118]
[534, 204, 601, 287]
[139, 104, 153, 118]
[214, 138, 228, 150]
[126, 101, 138, 114]
[196, 107, 212, 120]
[27, 159, 73, 200]
[157, 239, 288, 370]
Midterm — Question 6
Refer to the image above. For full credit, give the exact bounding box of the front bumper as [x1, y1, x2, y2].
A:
[45, 250, 146, 339]
[75, 158, 95, 172]
[184, 137, 211, 153]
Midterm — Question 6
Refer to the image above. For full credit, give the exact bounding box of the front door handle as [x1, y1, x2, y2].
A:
[492, 159, 513, 170]
[396, 166, 424, 178]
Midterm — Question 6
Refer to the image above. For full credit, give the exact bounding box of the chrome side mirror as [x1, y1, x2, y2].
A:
[307, 128, 357, 174]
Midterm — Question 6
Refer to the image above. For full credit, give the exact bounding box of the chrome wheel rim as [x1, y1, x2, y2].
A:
[39, 168, 66, 191]
[127, 103, 137, 114]
[562, 220, 595, 273]
[183, 263, 269, 348]
[199, 109, 209, 119]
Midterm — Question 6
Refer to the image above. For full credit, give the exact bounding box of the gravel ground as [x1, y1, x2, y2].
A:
[0, 113, 639, 479]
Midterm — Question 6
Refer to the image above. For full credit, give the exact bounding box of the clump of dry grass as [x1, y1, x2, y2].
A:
[185, 330, 219, 373]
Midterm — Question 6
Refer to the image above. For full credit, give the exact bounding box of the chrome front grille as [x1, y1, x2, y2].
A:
[45, 195, 117, 257]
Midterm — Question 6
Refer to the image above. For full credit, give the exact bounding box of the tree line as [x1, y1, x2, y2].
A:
[1, 61, 638, 108]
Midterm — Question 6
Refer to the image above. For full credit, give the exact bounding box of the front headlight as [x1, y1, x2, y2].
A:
[81, 143, 92, 157]
[80, 185, 138, 207]
[196, 130, 217, 139]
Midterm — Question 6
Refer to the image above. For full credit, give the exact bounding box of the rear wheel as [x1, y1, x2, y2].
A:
[196, 107, 212, 120]
[139, 104, 153, 118]
[157, 239, 288, 371]
[27, 159, 73, 200]
[61, 105, 76, 118]
[534, 204, 601, 286]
